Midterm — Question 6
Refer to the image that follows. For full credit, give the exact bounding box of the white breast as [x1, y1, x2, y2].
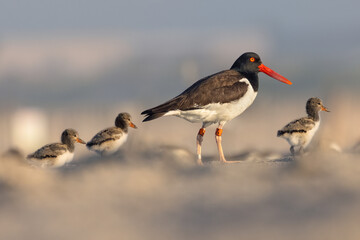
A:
[303, 121, 320, 148]
[165, 78, 257, 124]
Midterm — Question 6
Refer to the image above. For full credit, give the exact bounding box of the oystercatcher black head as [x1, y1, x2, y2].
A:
[142, 52, 291, 165]
[231, 52, 261, 72]
[231, 52, 292, 85]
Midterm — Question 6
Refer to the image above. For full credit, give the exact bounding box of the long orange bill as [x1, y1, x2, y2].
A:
[321, 106, 330, 112]
[258, 63, 292, 85]
[76, 138, 86, 144]
[129, 122, 138, 129]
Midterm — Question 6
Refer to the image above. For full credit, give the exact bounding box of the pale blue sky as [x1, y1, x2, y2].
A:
[0, 0, 359, 106]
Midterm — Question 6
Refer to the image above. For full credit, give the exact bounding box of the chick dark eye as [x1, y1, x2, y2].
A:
[250, 57, 255, 62]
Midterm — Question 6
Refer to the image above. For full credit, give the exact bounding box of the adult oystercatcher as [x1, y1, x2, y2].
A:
[141, 52, 292, 165]
[86, 112, 137, 156]
[27, 128, 86, 168]
[277, 97, 329, 156]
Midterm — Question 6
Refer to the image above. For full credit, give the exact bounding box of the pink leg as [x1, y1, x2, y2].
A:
[215, 127, 241, 164]
[215, 128, 227, 163]
[196, 128, 206, 165]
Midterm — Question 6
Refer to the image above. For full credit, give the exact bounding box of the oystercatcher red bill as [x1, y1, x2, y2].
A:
[258, 64, 292, 85]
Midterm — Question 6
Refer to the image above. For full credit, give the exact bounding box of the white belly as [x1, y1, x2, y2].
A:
[282, 122, 320, 148]
[283, 133, 304, 147]
[165, 78, 257, 124]
[29, 151, 74, 168]
[303, 121, 320, 148]
[55, 151, 74, 166]
[90, 134, 128, 155]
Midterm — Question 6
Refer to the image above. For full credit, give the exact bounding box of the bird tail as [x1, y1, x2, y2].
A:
[141, 111, 167, 122]
[141, 97, 182, 122]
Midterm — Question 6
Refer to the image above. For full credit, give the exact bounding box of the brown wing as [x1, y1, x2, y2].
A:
[142, 70, 248, 121]
[86, 127, 123, 147]
[277, 117, 315, 136]
[27, 143, 68, 159]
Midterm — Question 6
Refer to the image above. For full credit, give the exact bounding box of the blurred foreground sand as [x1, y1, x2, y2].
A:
[1, 148, 360, 240]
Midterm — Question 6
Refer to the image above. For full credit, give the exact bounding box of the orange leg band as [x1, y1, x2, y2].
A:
[215, 128, 223, 136]
[198, 128, 206, 136]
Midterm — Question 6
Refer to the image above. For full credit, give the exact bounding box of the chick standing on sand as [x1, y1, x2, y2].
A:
[277, 97, 329, 155]
[86, 113, 137, 156]
[27, 128, 86, 168]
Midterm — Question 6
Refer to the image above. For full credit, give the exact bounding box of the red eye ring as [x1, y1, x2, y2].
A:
[250, 57, 255, 62]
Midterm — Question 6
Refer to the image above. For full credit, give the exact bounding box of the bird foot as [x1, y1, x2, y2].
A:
[220, 158, 242, 164]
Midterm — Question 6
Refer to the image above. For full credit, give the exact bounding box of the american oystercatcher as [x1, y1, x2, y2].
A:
[27, 128, 86, 168]
[277, 97, 329, 155]
[141, 52, 292, 165]
[86, 112, 137, 156]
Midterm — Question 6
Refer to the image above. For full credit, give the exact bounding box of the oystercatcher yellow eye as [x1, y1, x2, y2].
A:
[250, 57, 255, 62]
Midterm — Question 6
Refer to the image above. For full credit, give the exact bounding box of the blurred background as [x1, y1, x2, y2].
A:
[1, 0, 360, 155]
[1, 1, 360, 240]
